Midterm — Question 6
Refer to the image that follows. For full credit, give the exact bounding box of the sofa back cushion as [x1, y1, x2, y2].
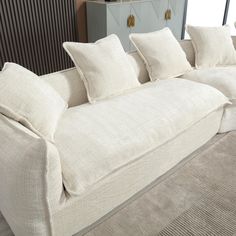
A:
[41, 36, 236, 107]
[41, 68, 87, 107]
[41, 50, 150, 107]
[179, 40, 195, 67]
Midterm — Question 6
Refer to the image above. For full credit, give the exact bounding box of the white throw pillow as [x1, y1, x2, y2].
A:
[129, 28, 192, 81]
[0, 63, 67, 141]
[186, 25, 236, 68]
[63, 34, 140, 103]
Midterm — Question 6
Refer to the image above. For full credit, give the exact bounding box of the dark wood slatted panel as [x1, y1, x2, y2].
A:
[0, 0, 78, 75]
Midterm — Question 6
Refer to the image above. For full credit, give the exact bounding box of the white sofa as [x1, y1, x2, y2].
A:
[180, 36, 236, 133]
[0, 38, 235, 236]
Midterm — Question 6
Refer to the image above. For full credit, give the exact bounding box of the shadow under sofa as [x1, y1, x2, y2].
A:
[0, 37, 236, 236]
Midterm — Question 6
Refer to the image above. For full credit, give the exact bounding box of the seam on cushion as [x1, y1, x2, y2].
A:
[42, 139, 54, 236]
[85, 83, 142, 104]
[0, 104, 58, 144]
[157, 68, 193, 80]
[0, 105, 45, 138]
[129, 37, 154, 81]
[40, 67, 77, 78]
[61, 104, 227, 199]
[63, 45, 94, 103]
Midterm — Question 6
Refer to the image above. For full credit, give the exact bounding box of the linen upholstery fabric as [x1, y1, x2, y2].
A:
[41, 68, 88, 107]
[0, 109, 223, 236]
[0, 63, 67, 141]
[219, 100, 236, 133]
[0, 114, 65, 236]
[180, 67, 236, 101]
[126, 51, 149, 84]
[39, 36, 236, 108]
[55, 109, 223, 236]
[129, 28, 192, 81]
[179, 36, 236, 68]
[180, 67, 236, 133]
[179, 40, 195, 66]
[0, 38, 234, 236]
[41, 52, 150, 108]
[186, 25, 236, 68]
[55, 79, 228, 195]
[79, 131, 236, 236]
[63, 34, 140, 103]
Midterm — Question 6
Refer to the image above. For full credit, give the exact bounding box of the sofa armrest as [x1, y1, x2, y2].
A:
[0, 115, 64, 236]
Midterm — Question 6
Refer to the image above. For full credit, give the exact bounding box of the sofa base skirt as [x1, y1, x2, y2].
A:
[0, 212, 14, 236]
[219, 101, 236, 133]
[53, 108, 224, 236]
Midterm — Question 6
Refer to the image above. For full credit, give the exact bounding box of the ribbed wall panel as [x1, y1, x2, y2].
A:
[0, 0, 77, 75]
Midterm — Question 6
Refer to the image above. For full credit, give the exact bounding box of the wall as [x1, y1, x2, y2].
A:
[0, 0, 78, 74]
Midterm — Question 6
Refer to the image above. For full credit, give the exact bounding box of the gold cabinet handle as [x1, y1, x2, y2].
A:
[127, 15, 135, 28]
[164, 9, 171, 20]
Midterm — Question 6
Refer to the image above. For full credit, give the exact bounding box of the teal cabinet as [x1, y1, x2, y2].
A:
[87, 0, 186, 51]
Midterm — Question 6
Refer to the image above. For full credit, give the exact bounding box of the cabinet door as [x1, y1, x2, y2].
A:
[166, 0, 186, 39]
[107, 4, 131, 51]
[129, 0, 168, 51]
[130, 1, 165, 34]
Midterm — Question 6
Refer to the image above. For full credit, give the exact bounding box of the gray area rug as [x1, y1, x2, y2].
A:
[80, 132, 236, 236]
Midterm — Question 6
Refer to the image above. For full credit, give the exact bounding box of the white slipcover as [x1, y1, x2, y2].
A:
[181, 67, 236, 100]
[180, 67, 236, 132]
[55, 79, 228, 195]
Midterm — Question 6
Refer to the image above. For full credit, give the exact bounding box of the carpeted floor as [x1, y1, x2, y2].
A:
[78, 132, 236, 236]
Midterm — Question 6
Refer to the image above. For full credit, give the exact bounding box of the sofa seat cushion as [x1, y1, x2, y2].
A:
[180, 67, 236, 101]
[55, 79, 228, 196]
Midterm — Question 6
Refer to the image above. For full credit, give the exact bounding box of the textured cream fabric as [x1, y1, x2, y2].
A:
[63, 34, 140, 103]
[38, 36, 236, 109]
[129, 28, 192, 81]
[127, 51, 149, 84]
[219, 100, 236, 133]
[54, 109, 223, 236]
[54, 79, 228, 196]
[186, 25, 236, 68]
[41, 68, 88, 107]
[179, 40, 195, 66]
[180, 67, 236, 133]
[0, 114, 65, 236]
[180, 67, 236, 101]
[0, 63, 67, 141]
[0, 108, 224, 236]
[41, 52, 149, 108]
